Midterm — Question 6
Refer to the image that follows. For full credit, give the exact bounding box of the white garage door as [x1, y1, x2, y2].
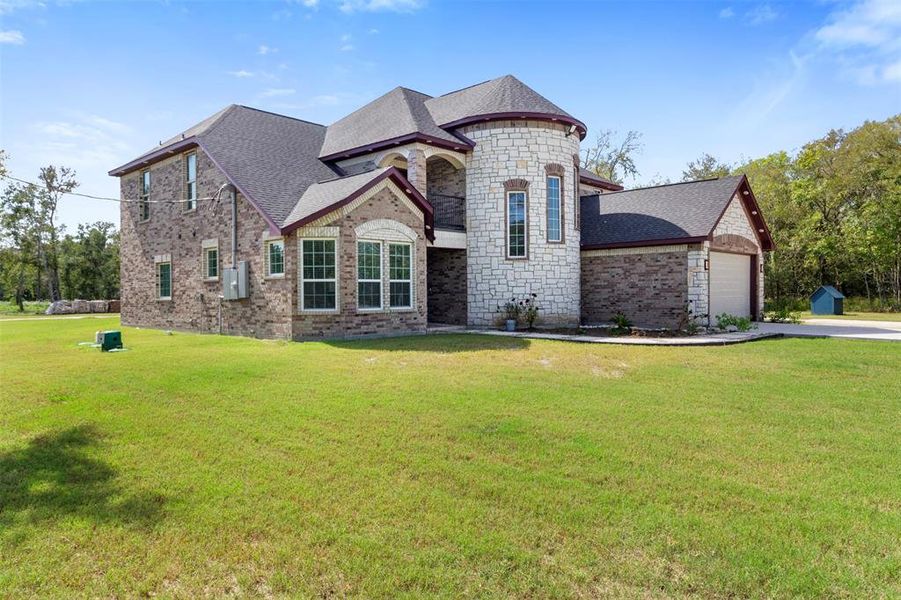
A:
[709, 252, 751, 318]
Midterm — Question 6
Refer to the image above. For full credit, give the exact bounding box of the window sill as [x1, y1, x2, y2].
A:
[183, 207, 197, 213]
[203, 277, 219, 283]
[264, 273, 286, 280]
[357, 307, 384, 313]
[157, 297, 172, 302]
[299, 308, 339, 315]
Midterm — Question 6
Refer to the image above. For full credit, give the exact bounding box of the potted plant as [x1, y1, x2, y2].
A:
[498, 298, 521, 331]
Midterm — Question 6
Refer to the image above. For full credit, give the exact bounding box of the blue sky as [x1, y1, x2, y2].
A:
[1, 0, 899, 231]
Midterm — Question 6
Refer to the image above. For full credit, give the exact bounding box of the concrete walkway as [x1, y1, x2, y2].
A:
[758, 319, 901, 341]
[432, 327, 781, 346]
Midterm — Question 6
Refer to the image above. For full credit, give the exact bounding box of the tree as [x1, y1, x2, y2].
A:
[34, 166, 77, 302]
[59, 222, 120, 300]
[0, 181, 40, 310]
[580, 130, 642, 185]
[682, 153, 731, 181]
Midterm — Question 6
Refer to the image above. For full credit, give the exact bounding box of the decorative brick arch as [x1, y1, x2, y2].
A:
[544, 163, 565, 177]
[503, 178, 530, 192]
[354, 218, 418, 242]
[711, 233, 758, 254]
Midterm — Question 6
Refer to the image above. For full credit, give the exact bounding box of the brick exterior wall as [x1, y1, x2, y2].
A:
[426, 248, 467, 325]
[461, 120, 581, 327]
[290, 186, 428, 340]
[581, 245, 689, 328]
[119, 149, 294, 339]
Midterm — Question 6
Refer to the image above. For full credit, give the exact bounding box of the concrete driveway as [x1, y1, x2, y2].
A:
[757, 318, 901, 341]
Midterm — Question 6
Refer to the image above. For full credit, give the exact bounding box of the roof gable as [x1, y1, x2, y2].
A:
[580, 175, 774, 251]
[813, 285, 845, 300]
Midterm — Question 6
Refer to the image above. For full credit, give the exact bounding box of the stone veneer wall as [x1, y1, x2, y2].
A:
[461, 120, 581, 326]
[119, 149, 294, 339]
[687, 243, 709, 322]
[712, 194, 764, 319]
[290, 187, 428, 340]
[426, 248, 467, 325]
[581, 245, 689, 328]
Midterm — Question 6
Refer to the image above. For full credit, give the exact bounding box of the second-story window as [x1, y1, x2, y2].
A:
[507, 191, 527, 259]
[185, 153, 197, 211]
[546, 175, 562, 242]
[139, 170, 151, 221]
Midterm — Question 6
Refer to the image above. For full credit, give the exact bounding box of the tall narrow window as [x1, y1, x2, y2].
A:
[507, 191, 527, 258]
[357, 241, 382, 310]
[202, 245, 218, 280]
[265, 239, 285, 277]
[139, 170, 151, 221]
[546, 175, 562, 242]
[389, 243, 412, 308]
[301, 239, 336, 310]
[185, 153, 197, 211]
[156, 262, 171, 300]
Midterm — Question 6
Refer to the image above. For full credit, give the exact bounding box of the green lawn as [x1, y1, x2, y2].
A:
[801, 311, 901, 322]
[1, 318, 899, 598]
[0, 301, 49, 318]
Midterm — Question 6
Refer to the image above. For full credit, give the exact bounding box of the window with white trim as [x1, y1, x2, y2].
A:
[507, 191, 527, 258]
[546, 175, 562, 242]
[139, 170, 150, 222]
[265, 238, 285, 277]
[185, 153, 197, 211]
[202, 242, 218, 280]
[388, 243, 412, 308]
[156, 261, 171, 300]
[357, 241, 382, 310]
[301, 239, 337, 310]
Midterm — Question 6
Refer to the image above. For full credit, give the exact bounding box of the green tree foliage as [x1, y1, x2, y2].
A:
[682, 153, 732, 181]
[58, 222, 120, 301]
[735, 115, 901, 308]
[581, 130, 643, 185]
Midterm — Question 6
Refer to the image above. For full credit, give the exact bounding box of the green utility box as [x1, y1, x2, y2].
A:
[100, 330, 122, 352]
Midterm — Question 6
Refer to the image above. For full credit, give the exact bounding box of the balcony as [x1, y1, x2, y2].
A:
[430, 194, 466, 231]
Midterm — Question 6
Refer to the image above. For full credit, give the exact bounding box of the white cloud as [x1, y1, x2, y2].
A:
[0, 0, 46, 16]
[340, 33, 352, 42]
[339, 0, 422, 14]
[259, 88, 296, 98]
[258, 44, 278, 55]
[301, 0, 318, 7]
[0, 29, 25, 44]
[30, 114, 132, 172]
[228, 69, 255, 78]
[746, 4, 777, 25]
[719, 7, 734, 19]
[368, 28, 379, 34]
[813, 0, 901, 84]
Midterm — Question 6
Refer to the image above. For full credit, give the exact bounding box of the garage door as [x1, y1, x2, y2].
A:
[709, 252, 751, 318]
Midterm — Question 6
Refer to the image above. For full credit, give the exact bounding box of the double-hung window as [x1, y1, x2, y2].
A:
[202, 241, 218, 281]
[156, 261, 171, 300]
[301, 239, 337, 310]
[546, 175, 562, 242]
[265, 239, 285, 278]
[388, 243, 412, 308]
[139, 170, 151, 221]
[507, 191, 527, 258]
[357, 241, 382, 310]
[185, 153, 197, 211]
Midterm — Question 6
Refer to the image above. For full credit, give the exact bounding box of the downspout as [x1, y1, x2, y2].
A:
[229, 185, 238, 269]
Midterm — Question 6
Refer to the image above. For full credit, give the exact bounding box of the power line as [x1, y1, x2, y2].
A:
[0, 174, 228, 205]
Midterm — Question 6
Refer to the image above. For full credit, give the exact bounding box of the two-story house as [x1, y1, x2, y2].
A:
[110, 75, 773, 340]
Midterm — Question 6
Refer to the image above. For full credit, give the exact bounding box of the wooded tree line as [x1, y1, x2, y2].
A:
[0, 154, 120, 309]
[582, 115, 901, 309]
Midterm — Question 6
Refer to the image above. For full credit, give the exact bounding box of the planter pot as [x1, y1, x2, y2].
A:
[505, 319, 517, 332]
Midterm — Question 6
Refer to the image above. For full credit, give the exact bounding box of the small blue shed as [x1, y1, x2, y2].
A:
[811, 285, 845, 315]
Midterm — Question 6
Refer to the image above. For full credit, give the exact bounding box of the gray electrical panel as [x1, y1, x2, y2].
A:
[222, 261, 248, 300]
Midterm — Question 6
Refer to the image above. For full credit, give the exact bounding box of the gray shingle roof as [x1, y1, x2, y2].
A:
[579, 167, 621, 190]
[319, 87, 464, 159]
[426, 75, 577, 126]
[580, 176, 745, 248]
[281, 168, 389, 228]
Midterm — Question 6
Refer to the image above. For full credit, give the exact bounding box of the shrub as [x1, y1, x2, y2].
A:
[522, 294, 539, 329]
[715, 313, 756, 332]
[677, 300, 707, 335]
[497, 299, 521, 322]
[611, 312, 632, 333]
[766, 306, 801, 324]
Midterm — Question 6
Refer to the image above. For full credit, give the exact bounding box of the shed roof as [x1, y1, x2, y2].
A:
[813, 285, 845, 299]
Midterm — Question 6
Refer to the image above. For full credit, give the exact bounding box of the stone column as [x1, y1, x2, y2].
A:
[406, 147, 427, 196]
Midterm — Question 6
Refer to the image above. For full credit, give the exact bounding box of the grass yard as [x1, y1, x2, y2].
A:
[800, 311, 901, 322]
[0, 301, 50, 318]
[1, 318, 899, 598]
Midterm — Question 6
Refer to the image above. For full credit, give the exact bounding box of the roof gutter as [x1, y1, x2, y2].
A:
[579, 174, 623, 192]
[108, 137, 199, 177]
[581, 236, 709, 251]
[438, 112, 588, 140]
[319, 132, 474, 163]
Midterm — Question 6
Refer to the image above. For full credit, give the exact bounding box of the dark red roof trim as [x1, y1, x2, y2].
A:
[319, 132, 474, 163]
[439, 112, 588, 140]
[108, 137, 199, 176]
[280, 167, 435, 241]
[581, 236, 709, 251]
[724, 175, 775, 251]
[579, 174, 623, 192]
